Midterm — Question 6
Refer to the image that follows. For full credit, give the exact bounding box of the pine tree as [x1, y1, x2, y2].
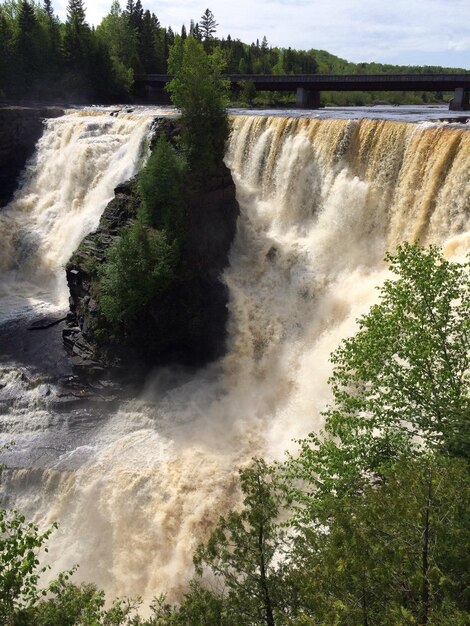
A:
[18, 0, 36, 34]
[43, 0, 54, 18]
[67, 0, 86, 26]
[199, 8, 217, 40]
[63, 0, 89, 71]
[140, 10, 157, 73]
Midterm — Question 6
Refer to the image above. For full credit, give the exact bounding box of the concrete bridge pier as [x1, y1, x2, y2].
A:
[296, 87, 321, 109]
[449, 87, 470, 111]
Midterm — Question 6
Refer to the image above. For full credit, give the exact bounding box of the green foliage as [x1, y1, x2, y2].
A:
[139, 136, 187, 236]
[286, 453, 470, 625]
[30, 573, 144, 626]
[167, 36, 229, 173]
[286, 244, 470, 518]
[0, 508, 56, 624]
[238, 80, 257, 105]
[99, 219, 176, 325]
[194, 459, 289, 626]
[325, 243, 470, 463]
[199, 8, 217, 41]
[278, 244, 470, 624]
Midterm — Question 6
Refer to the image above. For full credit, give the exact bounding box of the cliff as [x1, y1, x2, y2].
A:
[0, 106, 64, 207]
[64, 119, 239, 381]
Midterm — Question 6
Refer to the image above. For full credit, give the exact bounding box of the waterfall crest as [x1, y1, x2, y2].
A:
[0, 114, 469, 604]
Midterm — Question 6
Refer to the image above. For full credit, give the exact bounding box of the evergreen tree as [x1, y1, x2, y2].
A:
[99, 220, 175, 325]
[167, 36, 229, 173]
[199, 8, 217, 40]
[66, 0, 86, 27]
[63, 0, 89, 74]
[0, 9, 14, 95]
[16, 1, 37, 73]
[194, 460, 288, 626]
[43, 0, 54, 18]
[139, 136, 187, 236]
[18, 0, 36, 36]
[140, 9, 158, 72]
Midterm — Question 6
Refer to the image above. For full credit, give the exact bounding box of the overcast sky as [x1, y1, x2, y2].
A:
[53, 0, 470, 68]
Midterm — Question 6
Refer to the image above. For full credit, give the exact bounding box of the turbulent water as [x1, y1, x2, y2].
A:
[0, 109, 154, 322]
[0, 109, 469, 603]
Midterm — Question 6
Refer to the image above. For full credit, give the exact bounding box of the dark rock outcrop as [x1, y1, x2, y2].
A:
[0, 106, 64, 207]
[64, 119, 239, 381]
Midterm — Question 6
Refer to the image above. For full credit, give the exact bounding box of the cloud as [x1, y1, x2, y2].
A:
[448, 39, 470, 52]
[52, 0, 470, 68]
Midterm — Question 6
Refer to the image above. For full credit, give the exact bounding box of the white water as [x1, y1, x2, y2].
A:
[0, 111, 469, 603]
[0, 109, 155, 322]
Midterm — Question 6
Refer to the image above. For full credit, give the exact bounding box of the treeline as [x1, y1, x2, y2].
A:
[1, 244, 469, 625]
[0, 0, 468, 104]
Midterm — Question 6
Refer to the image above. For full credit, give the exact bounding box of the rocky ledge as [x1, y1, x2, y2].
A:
[64, 119, 240, 382]
[0, 106, 64, 207]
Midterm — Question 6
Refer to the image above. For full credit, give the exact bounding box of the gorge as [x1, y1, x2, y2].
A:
[0, 106, 469, 605]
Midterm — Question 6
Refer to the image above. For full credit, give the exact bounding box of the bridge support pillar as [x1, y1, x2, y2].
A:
[449, 87, 470, 111]
[296, 87, 321, 109]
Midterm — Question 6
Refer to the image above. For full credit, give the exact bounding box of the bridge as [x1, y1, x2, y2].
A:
[135, 73, 470, 110]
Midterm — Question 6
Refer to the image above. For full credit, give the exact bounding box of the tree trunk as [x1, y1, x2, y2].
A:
[420, 471, 432, 626]
[258, 522, 275, 626]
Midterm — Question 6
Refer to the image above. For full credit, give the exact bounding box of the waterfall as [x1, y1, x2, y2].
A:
[0, 109, 154, 322]
[0, 114, 468, 604]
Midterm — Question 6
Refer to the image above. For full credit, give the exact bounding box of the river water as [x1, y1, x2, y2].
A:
[0, 105, 468, 602]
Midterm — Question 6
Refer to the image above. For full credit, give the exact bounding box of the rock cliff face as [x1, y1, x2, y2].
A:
[0, 106, 64, 207]
[64, 120, 239, 381]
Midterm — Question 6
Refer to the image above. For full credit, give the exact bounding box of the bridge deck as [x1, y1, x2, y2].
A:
[136, 73, 470, 92]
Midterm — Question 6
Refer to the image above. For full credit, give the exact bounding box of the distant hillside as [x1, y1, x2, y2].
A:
[307, 48, 469, 75]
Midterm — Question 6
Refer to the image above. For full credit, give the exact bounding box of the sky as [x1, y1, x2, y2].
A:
[53, 0, 470, 69]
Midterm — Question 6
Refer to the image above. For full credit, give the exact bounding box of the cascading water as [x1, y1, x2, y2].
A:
[0, 109, 154, 322]
[0, 112, 469, 603]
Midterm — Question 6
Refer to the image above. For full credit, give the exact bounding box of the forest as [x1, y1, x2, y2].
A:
[0, 0, 468, 105]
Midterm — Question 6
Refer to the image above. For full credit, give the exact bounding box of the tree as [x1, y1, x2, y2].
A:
[287, 453, 470, 625]
[140, 9, 158, 72]
[18, 0, 36, 33]
[287, 244, 470, 514]
[16, 0, 38, 74]
[138, 135, 187, 237]
[99, 220, 176, 326]
[328, 244, 469, 460]
[239, 80, 256, 104]
[63, 0, 90, 72]
[0, 509, 57, 624]
[199, 8, 218, 40]
[167, 36, 229, 173]
[0, 9, 14, 95]
[43, 0, 54, 18]
[194, 460, 289, 626]
[96, 1, 136, 90]
[66, 0, 86, 26]
[276, 244, 470, 625]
